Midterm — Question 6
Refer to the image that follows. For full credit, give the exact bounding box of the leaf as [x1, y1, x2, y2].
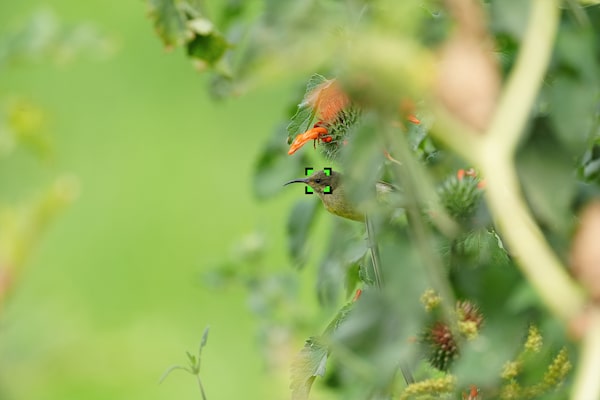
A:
[317, 220, 367, 306]
[548, 75, 598, 155]
[159, 365, 190, 384]
[186, 30, 229, 66]
[148, 0, 187, 48]
[199, 326, 210, 351]
[489, 0, 531, 39]
[290, 302, 354, 400]
[286, 74, 329, 143]
[517, 118, 576, 233]
[290, 337, 328, 400]
[323, 301, 355, 335]
[253, 123, 306, 199]
[287, 198, 320, 268]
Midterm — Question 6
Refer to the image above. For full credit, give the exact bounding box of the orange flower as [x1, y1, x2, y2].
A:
[287, 126, 329, 155]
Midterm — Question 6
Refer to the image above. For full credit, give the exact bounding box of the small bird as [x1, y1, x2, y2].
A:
[284, 169, 396, 222]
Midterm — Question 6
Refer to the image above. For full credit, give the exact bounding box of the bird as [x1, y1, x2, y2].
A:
[284, 169, 397, 222]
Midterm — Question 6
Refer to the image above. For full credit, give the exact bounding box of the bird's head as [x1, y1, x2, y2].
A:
[284, 169, 341, 196]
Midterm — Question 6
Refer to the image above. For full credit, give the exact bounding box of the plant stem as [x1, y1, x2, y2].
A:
[365, 214, 383, 289]
[485, 0, 560, 157]
[430, 0, 586, 322]
[196, 375, 208, 400]
[477, 0, 586, 321]
[571, 308, 600, 400]
[480, 155, 584, 320]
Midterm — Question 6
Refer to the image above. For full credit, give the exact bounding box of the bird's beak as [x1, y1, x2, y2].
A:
[284, 178, 309, 186]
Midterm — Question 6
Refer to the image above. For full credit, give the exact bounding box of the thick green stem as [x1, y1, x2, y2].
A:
[480, 153, 584, 320]
[572, 308, 600, 400]
[476, 0, 586, 321]
[430, 0, 586, 321]
[486, 0, 561, 158]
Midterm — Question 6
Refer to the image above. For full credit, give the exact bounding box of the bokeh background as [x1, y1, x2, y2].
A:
[0, 2, 324, 399]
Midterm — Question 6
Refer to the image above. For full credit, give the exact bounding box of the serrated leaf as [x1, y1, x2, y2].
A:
[323, 301, 355, 335]
[148, 0, 187, 48]
[290, 337, 328, 400]
[291, 302, 354, 400]
[287, 74, 329, 143]
[287, 198, 320, 267]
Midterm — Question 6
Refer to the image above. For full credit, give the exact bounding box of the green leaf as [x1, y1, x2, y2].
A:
[199, 326, 210, 350]
[323, 301, 355, 335]
[316, 219, 366, 306]
[548, 75, 598, 155]
[186, 30, 229, 66]
[253, 123, 307, 199]
[287, 198, 320, 267]
[290, 337, 328, 400]
[286, 74, 328, 143]
[290, 302, 354, 400]
[517, 119, 576, 233]
[489, 0, 531, 39]
[148, 0, 187, 48]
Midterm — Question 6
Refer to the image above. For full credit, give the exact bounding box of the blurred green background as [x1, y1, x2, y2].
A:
[0, 1, 323, 399]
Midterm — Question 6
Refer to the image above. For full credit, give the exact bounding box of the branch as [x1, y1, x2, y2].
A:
[572, 308, 600, 400]
[430, 0, 586, 322]
[477, 0, 585, 321]
[485, 0, 560, 158]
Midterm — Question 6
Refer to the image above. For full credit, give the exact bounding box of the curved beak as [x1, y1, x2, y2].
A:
[284, 178, 309, 186]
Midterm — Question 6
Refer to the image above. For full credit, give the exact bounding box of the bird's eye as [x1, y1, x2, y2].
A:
[315, 179, 321, 184]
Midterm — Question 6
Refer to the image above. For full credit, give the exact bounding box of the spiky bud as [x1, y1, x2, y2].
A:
[423, 322, 458, 371]
[438, 172, 483, 220]
[456, 300, 484, 340]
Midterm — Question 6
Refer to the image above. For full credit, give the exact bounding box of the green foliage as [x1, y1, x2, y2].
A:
[0, 8, 113, 67]
[160, 327, 211, 400]
[148, 0, 230, 69]
[287, 199, 320, 268]
[290, 337, 328, 400]
[286, 74, 328, 144]
[145, 0, 600, 399]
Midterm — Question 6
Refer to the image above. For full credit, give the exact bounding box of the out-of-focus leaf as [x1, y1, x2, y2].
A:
[148, 0, 187, 48]
[291, 302, 354, 400]
[554, 25, 599, 83]
[517, 119, 576, 233]
[291, 337, 328, 400]
[186, 30, 229, 66]
[286, 198, 320, 268]
[454, 317, 525, 388]
[340, 112, 386, 214]
[317, 219, 367, 306]
[0, 9, 114, 67]
[253, 124, 309, 199]
[489, 0, 531, 40]
[331, 237, 427, 391]
[548, 76, 598, 155]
